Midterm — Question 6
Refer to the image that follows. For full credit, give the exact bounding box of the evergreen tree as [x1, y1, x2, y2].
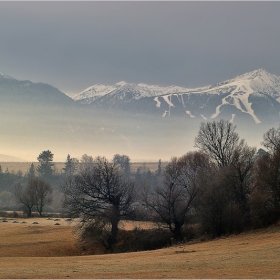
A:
[155, 159, 162, 176]
[28, 163, 36, 179]
[36, 150, 54, 179]
[63, 154, 78, 176]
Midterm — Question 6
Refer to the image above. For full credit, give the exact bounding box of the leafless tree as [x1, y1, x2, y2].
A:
[261, 126, 280, 154]
[197, 140, 257, 236]
[78, 154, 94, 173]
[62, 156, 135, 251]
[230, 140, 257, 213]
[253, 148, 280, 224]
[14, 182, 36, 217]
[194, 120, 240, 167]
[32, 178, 53, 216]
[144, 152, 210, 241]
[113, 154, 131, 177]
[14, 178, 53, 217]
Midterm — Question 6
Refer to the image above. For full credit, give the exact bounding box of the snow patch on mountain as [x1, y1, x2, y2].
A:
[230, 114, 236, 123]
[200, 114, 207, 120]
[186, 111, 195, 118]
[154, 97, 161, 108]
[73, 83, 119, 103]
[162, 95, 175, 108]
[210, 79, 261, 124]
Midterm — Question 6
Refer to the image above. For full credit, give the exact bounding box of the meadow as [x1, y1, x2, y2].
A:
[0, 216, 279, 279]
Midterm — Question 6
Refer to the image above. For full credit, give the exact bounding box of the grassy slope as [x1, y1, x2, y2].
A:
[0, 218, 279, 279]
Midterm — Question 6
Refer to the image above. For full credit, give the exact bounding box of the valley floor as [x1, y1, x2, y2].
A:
[0, 217, 279, 279]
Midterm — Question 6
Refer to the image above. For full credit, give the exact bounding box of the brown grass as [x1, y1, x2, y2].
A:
[0, 217, 280, 279]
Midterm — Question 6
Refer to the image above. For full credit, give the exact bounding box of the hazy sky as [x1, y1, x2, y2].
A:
[1, 1, 280, 96]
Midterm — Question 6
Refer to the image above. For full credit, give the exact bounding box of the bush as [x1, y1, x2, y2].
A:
[114, 228, 172, 252]
[77, 221, 201, 255]
[249, 185, 280, 228]
[77, 223, 173, 254]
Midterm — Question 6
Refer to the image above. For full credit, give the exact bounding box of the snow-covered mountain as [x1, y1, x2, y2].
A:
[74, 69, 280, 125]
[74, 80, 207, 104]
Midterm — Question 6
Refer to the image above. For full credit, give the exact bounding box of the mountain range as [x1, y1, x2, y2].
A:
[1, 69, 280, 162]
[73, 69, 280, 125]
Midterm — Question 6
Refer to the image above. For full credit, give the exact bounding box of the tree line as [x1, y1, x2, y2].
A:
[1, 120, 280, 253]
[62, 120, 280, 251]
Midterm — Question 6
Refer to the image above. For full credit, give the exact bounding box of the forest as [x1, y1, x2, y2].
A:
[1, 119, 280, 253]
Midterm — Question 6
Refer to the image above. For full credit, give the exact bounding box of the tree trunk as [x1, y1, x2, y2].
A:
[108, 205, 120, 251]
[27, 206, 32, 218]
[173, 222, 183, 242]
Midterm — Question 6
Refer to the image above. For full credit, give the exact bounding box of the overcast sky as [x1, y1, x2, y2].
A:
[1, 1, 280, 96]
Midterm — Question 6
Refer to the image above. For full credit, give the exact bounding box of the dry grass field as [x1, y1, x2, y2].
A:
[0, 217, 280, 279]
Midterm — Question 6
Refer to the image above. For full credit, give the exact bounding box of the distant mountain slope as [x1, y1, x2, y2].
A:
[0, 73, 76, 107]
[0, 154, 27, 162]
[75, 69, 280, 125]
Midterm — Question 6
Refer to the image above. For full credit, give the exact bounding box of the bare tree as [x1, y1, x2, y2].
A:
[78, 154, 94, 173]
[247, 125, 280, 226]
[253, 149, 280, 224]
[197, 141, 257, 236]
[230, 140, 257, 213]
[14, 182, 36, 217]
[113, 154, 131, 177]
[32, 178, 53, 216]
[14, 178, 53, 217]
[194, 120, 240, 167]
[144, 152, 210, 241]
[261, 126, 280, 153]
[63, 156, 135, 251]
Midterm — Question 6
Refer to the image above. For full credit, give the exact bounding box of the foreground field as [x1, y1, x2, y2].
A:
[0, 217, 279, 278]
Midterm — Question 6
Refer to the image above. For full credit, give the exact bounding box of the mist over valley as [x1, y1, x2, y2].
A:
[1, 69, 280, 162]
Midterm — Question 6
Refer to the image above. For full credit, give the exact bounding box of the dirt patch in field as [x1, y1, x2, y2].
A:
[0, 218, 279, 278]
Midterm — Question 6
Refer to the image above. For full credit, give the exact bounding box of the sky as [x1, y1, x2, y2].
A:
[1, 1, 280, 97]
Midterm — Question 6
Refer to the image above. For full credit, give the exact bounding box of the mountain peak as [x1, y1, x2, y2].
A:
[234, 69, 271, 81]
[116, 81, 127, 87]
[0, 72, 14, 80]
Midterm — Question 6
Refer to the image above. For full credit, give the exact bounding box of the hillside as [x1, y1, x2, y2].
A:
[0, 154, 27, 162]
[0, 217, 279, 278]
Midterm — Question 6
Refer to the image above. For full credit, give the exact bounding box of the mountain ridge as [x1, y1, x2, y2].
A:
[73, 69, 280, 125]
[0, 154, 28, 162]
